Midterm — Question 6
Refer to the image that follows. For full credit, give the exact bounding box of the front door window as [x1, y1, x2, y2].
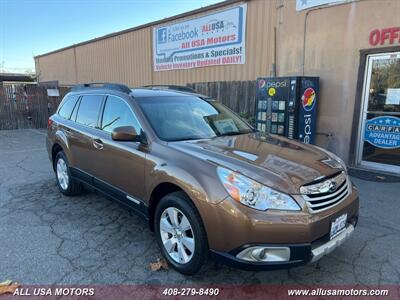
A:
[358, 52, 400, 173]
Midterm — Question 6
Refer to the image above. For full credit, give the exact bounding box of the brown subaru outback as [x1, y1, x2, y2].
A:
[46, 83, 359, 275]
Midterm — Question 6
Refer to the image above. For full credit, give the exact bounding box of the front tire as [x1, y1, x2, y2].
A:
[154, 192, 208, 275]
[54, 151, 82, 196]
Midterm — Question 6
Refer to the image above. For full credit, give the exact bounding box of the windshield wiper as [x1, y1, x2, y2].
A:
[168, 136, 209, 142]
[218, 131, 251, 137]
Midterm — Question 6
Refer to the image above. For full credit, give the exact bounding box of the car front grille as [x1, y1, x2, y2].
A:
[301, 172, 350, 213]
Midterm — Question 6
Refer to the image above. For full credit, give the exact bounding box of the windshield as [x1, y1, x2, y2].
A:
[136, 96, 253, 141]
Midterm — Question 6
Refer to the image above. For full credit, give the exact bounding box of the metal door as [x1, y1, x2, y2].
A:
[357, 52, 400, 173]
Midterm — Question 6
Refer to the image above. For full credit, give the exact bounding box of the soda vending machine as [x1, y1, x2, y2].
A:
[255, 76, 319, 144]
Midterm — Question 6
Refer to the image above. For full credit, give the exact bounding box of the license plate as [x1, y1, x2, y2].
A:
[330, 213, 347, 240]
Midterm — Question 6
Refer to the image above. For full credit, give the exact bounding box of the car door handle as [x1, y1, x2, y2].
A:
[93, 138, 104, 150]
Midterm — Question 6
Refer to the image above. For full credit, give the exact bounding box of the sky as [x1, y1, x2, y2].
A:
[0, 0, 224, 73]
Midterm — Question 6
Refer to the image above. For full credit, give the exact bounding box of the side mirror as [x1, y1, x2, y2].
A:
[111, 126, 141, 142]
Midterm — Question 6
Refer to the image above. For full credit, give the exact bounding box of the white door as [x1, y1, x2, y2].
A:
[357, 52, 400, 173]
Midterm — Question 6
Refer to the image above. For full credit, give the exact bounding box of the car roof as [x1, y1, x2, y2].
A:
[67, 84, 212, 100]
[131, 88, 211, 100]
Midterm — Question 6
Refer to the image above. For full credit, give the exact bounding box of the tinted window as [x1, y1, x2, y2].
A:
[137, 96, 252, 141]
[101, 96, 141, 134]
[58, 95, 78, 119]
[76, 95, 103, 128]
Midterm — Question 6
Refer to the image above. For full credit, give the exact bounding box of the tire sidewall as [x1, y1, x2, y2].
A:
[155, 193, 207, 275]
[54, 151, 72, 194]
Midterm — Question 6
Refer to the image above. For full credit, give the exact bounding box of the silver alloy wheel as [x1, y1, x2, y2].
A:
[56, 158, 69, 190]
[160, 207, 195, 264]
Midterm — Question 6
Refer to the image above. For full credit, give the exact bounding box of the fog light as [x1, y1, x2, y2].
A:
[258, 248, 267, 259]
[236, 246, 290, 262]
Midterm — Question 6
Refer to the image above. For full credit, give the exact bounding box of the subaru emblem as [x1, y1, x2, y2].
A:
[328, 181, 337, 192]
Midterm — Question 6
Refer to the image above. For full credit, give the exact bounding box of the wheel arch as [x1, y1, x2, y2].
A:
[51, 129, 73, 169]
[148, 181, 206, 233]
[148, 182, 186, 231]
[51, 143, 64, 170]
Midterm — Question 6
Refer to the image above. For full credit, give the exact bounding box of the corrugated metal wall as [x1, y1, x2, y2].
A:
[34, 0, 277, 86]
[35, 48, 77, 84]
[74, 27, 153, 85]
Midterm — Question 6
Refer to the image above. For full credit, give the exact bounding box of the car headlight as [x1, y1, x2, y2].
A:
[217, 167, 301, 211]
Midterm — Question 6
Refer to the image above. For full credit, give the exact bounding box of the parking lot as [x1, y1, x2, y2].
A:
[1, 129, 399, 285]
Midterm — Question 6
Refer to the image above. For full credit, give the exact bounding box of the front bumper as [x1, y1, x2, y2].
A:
[311, 223, 354, 263]
[210, 219, 357, 271]
[202, 185, 359, 251]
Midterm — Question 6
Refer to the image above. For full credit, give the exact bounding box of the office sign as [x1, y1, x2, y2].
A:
[369, 27, 400, 46]
[153, 4, 246, 71]
[296, 0, 352, 11]
[364, 116, 400, 149]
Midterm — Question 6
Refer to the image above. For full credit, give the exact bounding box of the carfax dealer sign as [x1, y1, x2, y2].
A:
[364, 116, 400, 149]
[153, 4, 246, 71]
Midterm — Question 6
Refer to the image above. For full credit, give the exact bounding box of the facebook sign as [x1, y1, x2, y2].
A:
[157, 28, 167, 44]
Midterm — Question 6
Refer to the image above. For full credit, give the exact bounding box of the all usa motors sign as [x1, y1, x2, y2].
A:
[364, 116, 400, 149]
[153, 4, 247, 71]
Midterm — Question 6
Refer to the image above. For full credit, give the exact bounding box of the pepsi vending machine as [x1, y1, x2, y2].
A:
[255, 77, 319, 144]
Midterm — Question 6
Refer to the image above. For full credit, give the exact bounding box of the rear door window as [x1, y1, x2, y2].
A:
[100, 96, 141, 134]
[75, 95, 103, 128]
[58, 95, 79, 119]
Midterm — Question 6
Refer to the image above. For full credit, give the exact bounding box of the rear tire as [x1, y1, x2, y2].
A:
[54, 151, 82, 196]
[154, 191, 208, 275]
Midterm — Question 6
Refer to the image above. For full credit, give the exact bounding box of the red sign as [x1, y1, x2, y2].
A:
[369, 27, 400, 46]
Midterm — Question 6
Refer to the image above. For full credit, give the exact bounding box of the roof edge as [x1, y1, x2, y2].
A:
[34, 0, 246, 59]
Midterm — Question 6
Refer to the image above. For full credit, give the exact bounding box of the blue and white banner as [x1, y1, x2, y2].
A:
[296, 0, 353, 11]
[364, 116, 400, 149]
[153, 4, 246, 71]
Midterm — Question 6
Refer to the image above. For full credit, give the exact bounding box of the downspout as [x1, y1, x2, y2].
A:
[150, 30, 155, 86]
[301, 9, 312, 76]
[274, 0, 285, 77]
[272, 26, 277, 76]
[73, 47, 78, 84]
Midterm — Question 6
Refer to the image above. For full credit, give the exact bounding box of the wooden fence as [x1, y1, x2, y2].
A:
[188, 81, 256, 124]
[0, 84, 70, 130]
[0, 81, 257, 130]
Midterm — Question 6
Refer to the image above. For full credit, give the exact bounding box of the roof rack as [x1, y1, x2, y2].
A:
[143, 85, 196, 93]
[71, 82, 131, 94]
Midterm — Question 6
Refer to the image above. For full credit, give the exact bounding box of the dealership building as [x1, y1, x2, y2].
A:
[34, 0, 400, 174]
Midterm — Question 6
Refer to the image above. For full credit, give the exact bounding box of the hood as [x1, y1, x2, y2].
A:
[169, 133, 344, 194]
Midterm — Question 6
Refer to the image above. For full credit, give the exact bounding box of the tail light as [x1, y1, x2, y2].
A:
[47, 118, 54, 128]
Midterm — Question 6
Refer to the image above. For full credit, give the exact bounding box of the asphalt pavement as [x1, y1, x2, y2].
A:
[0, 129, 399, 285]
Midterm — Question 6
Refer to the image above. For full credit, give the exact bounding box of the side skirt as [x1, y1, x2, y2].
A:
[70, 167, 149, 220]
